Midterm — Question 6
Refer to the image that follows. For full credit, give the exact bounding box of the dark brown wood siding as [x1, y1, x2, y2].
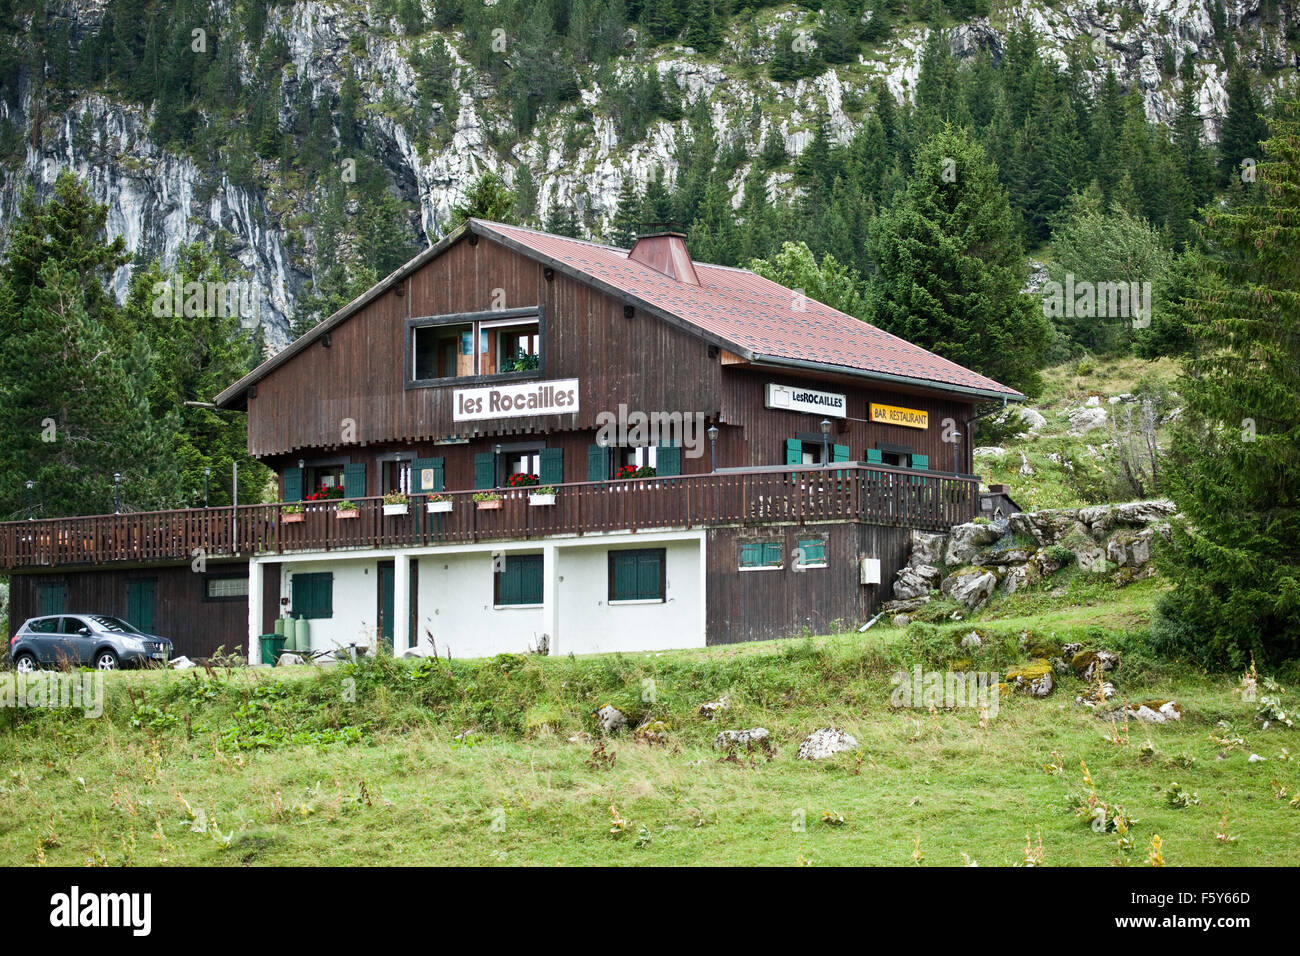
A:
[247, 236, 723, 458]
[705, 522, 912, 645]
[8, 562, 249, 660]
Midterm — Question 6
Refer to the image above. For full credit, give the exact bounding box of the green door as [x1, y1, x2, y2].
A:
[378, 560, 395, 651]
[127, 578, 157, 634]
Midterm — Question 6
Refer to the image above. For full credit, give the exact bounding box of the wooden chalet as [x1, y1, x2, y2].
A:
[3, 221, 1022, 659]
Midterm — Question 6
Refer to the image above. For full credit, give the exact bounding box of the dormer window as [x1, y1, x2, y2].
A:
[407, 308, 542, 387]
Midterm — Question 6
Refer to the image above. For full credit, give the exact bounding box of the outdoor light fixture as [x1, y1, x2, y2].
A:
[707, 424, 719, 472]
[820, 419, 832, 467]
[952, 430, 963, 476]
[25, 479, 33, 521]
[204, 467, 211, 508]
[113, 473, 122, 514]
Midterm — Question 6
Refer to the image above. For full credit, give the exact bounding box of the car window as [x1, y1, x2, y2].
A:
[88, 616, 139, 634]
[28, 617, 59, 633]
[59, 617, 89, 634]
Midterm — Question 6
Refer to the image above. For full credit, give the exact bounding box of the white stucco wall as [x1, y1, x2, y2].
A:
[278, 558, 383, 653]
[266, 531, 706, 661]
[416, 551, 547, 659]
[555, 539, 704, 655]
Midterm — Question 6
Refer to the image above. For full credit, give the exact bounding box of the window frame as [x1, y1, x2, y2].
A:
[607, 548, 667, 604]
[794, 536, 828, 570]
[203, 574, 250, 603]
[405, 307, 544, 389]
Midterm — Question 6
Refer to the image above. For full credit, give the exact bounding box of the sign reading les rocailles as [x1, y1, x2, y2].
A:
[453, 379, 580, 421]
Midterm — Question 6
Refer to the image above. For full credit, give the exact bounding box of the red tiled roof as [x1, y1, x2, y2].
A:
[477, 220, 1022, 400]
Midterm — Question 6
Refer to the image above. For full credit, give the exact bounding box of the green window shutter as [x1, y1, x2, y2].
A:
[519, 555, 543, 604]
[762, 542, 782, 567]
[587, 444, 610, 481]
[610, 552, 636, 601]
[785, 438, 803, 465]
[912, 454, 929, 471]
[413, 457, 444, 493]
[292, 573, 333, 619]
[343, 462, 367, 499]
[739, 542, 762, 568]
[865, 449, 883, 465]
[283, 467, 303, 502]
[833, 444, 850, 463]
[539, 448, 564, 486]
[797, 538, 826, 566]
[498, 555, 543, 606]
[636, 551, 660, 598]
[656, 445, 681, 476]
[474, 453, 496, 489]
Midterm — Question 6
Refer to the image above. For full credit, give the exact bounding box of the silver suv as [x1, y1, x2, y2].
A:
[7, 615, 173, 672]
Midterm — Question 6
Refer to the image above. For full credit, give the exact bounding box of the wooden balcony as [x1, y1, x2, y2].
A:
[0, 464, 979, 570]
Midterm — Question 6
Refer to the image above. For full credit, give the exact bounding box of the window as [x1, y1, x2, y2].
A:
[739, 541, 783, 570]
[618, 446, 657, 471]
[29, 617, 59, 634]
[291, 572, 333, 619]
[495, 554, 543, 606]
[503, 447, 542, 484]
[205, 576, 249, 601]
[413, 323, 474, 380]
[306, 465, 345, 496]
[608, 549, 666, 602]
[381, 459, 412, 496]
[410, 313, 541, 383]
[482, 319, 540, 374]
[794, 537, 827, 569]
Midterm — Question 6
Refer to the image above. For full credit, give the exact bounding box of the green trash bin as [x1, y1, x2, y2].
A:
[259, 633, 287, 666]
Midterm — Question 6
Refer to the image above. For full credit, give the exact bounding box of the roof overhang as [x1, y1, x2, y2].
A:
[746, 354, 1024, 404]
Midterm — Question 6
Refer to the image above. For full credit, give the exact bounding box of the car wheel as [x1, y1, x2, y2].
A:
[13, 652, 38, 674]
[95, 650, 119, 671]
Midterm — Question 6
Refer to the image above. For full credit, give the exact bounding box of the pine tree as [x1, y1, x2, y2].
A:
[609, 174, 643, 247]
[449, 171, 517, 227]
[1153, 106, 1300, 667]
[1218, 65, 1270, 185]
[865, 126, 1050, 397]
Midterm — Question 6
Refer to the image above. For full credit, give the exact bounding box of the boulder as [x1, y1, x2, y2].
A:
[1076, 682, 1117, 706]
[1077, 505, 1114, 535]
[909, 530, 948, 567]
[1002, 563, 1039, 594]
[595, 704, 627, 734]
[1071, 650, 1120, 681]
[1112, 500, 1177, 525]
[1126, 700, 1184, 724]
[714, 728, 771, 752]
[796, 727, 858, 760]
[1074, 547, 1107, 574]
[941, 570, 998, 610]
[944, 522, 1003, 564]
[973, 446, 1006, 459]
[983, 548, 1034, 566]
[959, 629, 984, 650]
[1068, 406, 1109, 435]
[891, 614, 911, 627]
[1016, 407, 1047, 432]
[634, 718, 670, 744]
[894, 564, 943, 600]
[698, 696, 729, 719]
[1006, 661, 1055, 697]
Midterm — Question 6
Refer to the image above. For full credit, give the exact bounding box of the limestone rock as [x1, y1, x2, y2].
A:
[1006, 661, 1055, 697]
[909, 530, 948, 567]
[1071, 650, 1120, 681]
[795, 727, 858, 760]
[894, 563, 943, 600]
[941, 570, 998, 610]
[1016, 407, 1047, 432]
[1113, 500, 1177, 525]
[698, 696, 729, 719]
[595, 704, 627, 734]
[1068, 406, 1109, 435]
[714, 728, 771, 752]
[944, 522, 1003, 565]
[891, 614, 911, 627]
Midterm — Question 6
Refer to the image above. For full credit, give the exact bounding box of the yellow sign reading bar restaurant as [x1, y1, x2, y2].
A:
[870, 403, 929, 430]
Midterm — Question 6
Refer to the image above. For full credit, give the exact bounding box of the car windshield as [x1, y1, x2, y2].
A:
[88, 615, 142, 634]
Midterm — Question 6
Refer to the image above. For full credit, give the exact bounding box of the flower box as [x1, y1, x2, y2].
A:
[336, 509, 359, 520]
[382, 504, 409, 516]
[475, 499, 502, 511]
[283, 512, 305, 524]
[528, 493, 556, 507]
[427, 500, 453, 514]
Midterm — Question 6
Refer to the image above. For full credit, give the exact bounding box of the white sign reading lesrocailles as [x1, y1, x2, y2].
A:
[453, 378, 580, 421]
[765, 383, 847, 417]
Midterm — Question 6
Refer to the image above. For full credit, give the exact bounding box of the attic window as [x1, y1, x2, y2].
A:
[408, 309, 542, 387]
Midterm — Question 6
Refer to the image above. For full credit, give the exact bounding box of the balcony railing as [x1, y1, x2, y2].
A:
[0, 464, 979, 570]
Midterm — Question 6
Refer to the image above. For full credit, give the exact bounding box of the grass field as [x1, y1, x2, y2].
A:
[2, 573, 1296, 867]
